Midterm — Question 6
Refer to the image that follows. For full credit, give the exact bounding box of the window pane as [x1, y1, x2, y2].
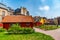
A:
[2, 11, 5, 17]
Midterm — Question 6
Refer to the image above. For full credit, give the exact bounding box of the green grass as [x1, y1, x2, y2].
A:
[0, 32, 54, 40]
[58, 25, 60, 28]
[39, 25, 59, 30]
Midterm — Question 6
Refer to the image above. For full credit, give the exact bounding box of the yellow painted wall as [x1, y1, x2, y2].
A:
[40, 18, 46, 24]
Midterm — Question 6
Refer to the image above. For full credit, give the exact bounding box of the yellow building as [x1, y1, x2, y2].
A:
[40, 17, 47, 24]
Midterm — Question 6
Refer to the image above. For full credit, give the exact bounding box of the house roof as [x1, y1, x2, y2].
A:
[2, 15, 34, 23]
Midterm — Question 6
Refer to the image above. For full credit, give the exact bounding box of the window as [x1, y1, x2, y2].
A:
[2, 11, 5, 17]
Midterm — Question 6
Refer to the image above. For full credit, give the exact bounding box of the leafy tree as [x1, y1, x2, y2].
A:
[54, 18, 58, 27]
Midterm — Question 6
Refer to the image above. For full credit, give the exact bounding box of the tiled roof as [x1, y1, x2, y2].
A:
[2, 15, 34, 23]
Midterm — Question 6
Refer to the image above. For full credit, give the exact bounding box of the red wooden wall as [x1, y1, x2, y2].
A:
[0, 23, 3, 27]
[3, 22, 34, 29]
[3, 23, 10, 30]
[35, 22, 42, 26]
[20, 22, 34, 28]
[3, 22, 42, 30]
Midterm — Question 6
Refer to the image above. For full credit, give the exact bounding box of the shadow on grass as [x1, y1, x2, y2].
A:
[4, 32, 34, 35]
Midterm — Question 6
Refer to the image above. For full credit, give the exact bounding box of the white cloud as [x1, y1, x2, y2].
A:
[39, 5, 50, 11]
[38, 0, 60, 18]
[44, 6, 50, 11]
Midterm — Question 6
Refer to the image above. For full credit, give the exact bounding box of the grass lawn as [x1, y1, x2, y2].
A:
[39, 25, 59, 30]
[0, 32, 54, 40]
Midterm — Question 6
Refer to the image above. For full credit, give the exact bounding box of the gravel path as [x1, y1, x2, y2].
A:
[34, 27, 60, 40]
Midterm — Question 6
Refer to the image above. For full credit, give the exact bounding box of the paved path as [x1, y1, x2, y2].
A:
[34, 27, 60, 40]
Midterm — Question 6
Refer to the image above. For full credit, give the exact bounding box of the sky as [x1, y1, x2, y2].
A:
[0, 0, 60, 18]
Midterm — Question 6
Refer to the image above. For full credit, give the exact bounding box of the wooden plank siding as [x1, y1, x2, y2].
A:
[3, 22, 34, 29]
[3, 23, 10, 30]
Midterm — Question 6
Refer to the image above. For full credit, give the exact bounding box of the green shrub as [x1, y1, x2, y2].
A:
[8, 23, 35, 34]
[0, 27, 6, 32]
[39, 25, 58, 30]
[22, 27, 35, 34]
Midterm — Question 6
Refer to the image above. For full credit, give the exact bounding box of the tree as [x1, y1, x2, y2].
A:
[54, 18, 58, 27]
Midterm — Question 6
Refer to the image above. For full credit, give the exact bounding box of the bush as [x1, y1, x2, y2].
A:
[8, 23, 35, 34]
[39, 25, 58, 30]
[21, 27, 35, 34]
[0, 27, 6, 32]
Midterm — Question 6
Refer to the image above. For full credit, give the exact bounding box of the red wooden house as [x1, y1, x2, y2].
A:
[34, 22, 42, 26]
[2, 15, 34, 30]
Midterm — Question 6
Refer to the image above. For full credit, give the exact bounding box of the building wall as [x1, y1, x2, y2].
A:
[3, 22, 34, 29]
[14, 7, 29, 16]
[0, 8, 9, 16]
[20, 22, 34, 28]
[8, 7, 14, 15]
[0, 8, 10, 22]
[21, 7, 29, 16]
[3, 23, 10, 30]
[0, 16, 2, 22]
[8, 11, 13, 15]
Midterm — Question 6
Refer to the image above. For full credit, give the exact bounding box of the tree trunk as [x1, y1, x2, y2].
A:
[56, 24, 58, 27]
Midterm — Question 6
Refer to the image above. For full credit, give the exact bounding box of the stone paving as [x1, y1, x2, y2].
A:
[34, 27, 60, 40]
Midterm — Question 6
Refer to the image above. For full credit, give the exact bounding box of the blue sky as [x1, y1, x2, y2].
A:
[0, 0, 60, 18]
